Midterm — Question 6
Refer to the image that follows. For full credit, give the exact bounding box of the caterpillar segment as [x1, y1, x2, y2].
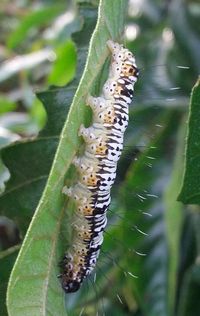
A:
[60, 40, 138, 293]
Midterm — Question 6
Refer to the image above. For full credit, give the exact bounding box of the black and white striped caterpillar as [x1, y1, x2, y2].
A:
[60, 40, 139, 293]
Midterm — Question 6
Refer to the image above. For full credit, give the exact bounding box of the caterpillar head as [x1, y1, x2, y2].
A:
[61, 276, 81, 293]
[60, 255, 82, 293]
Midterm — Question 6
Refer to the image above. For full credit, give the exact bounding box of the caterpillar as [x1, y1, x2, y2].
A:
[60, 40, 139, 293]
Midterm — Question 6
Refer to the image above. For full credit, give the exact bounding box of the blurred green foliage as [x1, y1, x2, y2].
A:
[0, 0, 78, 137]
[0, 0, 200, 315]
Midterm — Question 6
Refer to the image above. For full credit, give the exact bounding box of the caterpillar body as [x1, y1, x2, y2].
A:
[60, 40, 139, 293]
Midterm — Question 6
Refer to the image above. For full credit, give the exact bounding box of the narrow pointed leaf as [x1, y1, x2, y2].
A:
[122, 111, 181, 316]
[6, 1, 128, 315]
[178, 78, 200, 204]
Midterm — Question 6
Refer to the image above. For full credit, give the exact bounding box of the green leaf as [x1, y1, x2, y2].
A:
[121, 111, 181, 316]
[0, 246, 20, 316]
[0, 6, 91, 233]
[178, 78, 200, 204]
[7, 6, 64, 49]
[178, 258, 200, 316]
[177, 211, 200, 316]
[6, 1, 127, 315]
[0, 160, 9, 194]
[164, 120, 186, 313]
[0, 96, 16, 114]
[47, 41, 76, 86]
[170, 1, 200, 75]
[1, 3, 96, 313]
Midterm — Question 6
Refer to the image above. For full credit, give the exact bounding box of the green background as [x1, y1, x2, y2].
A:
[0, 0, 200, 315]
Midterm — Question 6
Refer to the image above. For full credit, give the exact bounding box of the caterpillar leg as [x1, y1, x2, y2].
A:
[79, 124, 105, 143]
[62, 184, 89, 203]
[72, 156, 95, 173]
[87, 96, 112, 113]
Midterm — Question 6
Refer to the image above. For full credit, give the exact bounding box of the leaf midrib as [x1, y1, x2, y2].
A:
[41, 204, 65, 316]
